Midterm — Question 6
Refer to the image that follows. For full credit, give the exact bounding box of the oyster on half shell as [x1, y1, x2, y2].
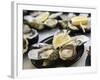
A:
[28, 43, 59, 60]
[39, 45, 59, 66]
[23, 24, 39, 46]
[59, 43, 76, 60]
[39, 45, 58, 60]
[29, 12, 50, 30]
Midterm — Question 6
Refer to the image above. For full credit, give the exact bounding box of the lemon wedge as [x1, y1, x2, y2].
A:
[53, 31, 71, 49]
[71, 16, 88, 26]
[35, 12, 50, 23]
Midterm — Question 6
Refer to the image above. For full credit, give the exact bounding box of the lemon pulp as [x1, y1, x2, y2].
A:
[53, 32, 71, 49]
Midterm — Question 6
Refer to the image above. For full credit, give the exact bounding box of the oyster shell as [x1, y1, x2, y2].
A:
[49, 12, 62, 19]
[79, 13, 89, 17]
[23, 24, 31, 34]
[23, 38, 28, 54]
[23, 25, 39, 45]
[70, 16, 90, 33]
[72, 35, 89, 46]
[28, 43, 59, 67]
[59, 14, 68, 21]
[30, 22, 44, 30]
[28, 43, 50, 60]
[44, 19, 58, 28]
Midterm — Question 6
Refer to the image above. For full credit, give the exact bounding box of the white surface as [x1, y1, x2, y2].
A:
[0, 0, 100, 80]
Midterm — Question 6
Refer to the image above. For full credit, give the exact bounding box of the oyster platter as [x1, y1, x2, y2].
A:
[23, 10, 91, 69]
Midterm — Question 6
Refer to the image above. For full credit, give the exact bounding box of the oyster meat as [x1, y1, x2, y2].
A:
[39, 45, 58, 60]
[59, 44, 76, 60]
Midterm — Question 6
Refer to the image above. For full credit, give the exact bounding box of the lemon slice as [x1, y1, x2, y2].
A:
[71, 16, 88, 26]
[35, 12, 50, 23]
[53, 31, 71, 49]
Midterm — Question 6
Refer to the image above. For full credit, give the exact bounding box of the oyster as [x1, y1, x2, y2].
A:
[28, 43, 50, 60]
[30, 22, 44, 30]
[39, 45, 58, 60]
[29, 12, 50, 30]
[70, 16, 89, 33]
[44, 19, 58, 28]
[28, 43, 59, 67]
[58, 35, 88, 60]
[39, 45, 58, 66]
[28, 43, 58, 61]
[59, 44, 76, 60]
[23, 24, 31, 34]
[72, 35, 89, 46]
[23, 24, 39, 46]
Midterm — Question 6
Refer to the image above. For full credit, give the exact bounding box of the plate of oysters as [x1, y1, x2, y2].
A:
[23, 10, 91, 68]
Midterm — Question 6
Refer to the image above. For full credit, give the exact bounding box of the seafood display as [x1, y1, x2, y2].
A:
[24, 11, 91, 32]
[23, 10, 91, 68]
